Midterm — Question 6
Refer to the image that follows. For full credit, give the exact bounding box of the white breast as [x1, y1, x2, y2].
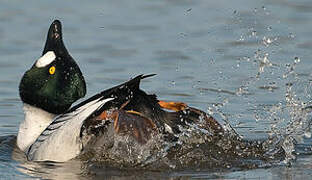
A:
[17, 104, 56, 152]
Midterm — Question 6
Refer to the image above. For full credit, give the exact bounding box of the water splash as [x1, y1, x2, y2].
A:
[206, 8, 312, 168]
[249, 55, 311, 165]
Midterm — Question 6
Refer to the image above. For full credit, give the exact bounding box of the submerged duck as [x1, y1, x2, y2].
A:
[17, 20, 281, 169]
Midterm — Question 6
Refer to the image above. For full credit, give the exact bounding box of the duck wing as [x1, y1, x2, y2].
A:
[27, 97, 114, 162]
[80, 74, 225, 148]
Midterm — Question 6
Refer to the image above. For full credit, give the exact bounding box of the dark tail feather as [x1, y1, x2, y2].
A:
[142, 74, 156, 79]
[128, 74, 156, 89]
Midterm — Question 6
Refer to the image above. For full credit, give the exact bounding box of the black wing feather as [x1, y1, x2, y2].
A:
[68, 74, 156, 113]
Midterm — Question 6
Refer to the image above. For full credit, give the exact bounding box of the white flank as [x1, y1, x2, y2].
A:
[17, 104, 57, 152]
[35, 51, 56, 68]
[27, 98, 114, 162]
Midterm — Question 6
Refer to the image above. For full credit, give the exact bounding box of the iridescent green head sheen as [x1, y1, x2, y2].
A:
[19, 20, 86, 114]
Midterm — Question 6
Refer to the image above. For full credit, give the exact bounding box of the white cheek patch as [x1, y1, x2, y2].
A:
[35, 51, 56, 68]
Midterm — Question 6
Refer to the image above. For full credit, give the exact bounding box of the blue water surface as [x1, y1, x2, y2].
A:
[1, 0, 312, 179]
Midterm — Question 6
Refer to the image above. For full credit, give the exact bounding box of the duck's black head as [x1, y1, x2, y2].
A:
[19, 20, 86, 114]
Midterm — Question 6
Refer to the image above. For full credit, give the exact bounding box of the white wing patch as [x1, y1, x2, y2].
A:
[35, 51, 56, 68]
[27, 97, 114, 162]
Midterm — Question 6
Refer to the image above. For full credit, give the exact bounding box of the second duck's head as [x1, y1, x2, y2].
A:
[19, 20, 86, 114]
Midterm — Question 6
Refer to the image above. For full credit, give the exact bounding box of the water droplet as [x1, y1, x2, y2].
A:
[267, 26, 272, 31]
[251, 30, 257, 36]
[263, 36, 273, 46]
[305, 131, 311, 138]
[289, 33, 295, 39]
[294, 57, 300, 63]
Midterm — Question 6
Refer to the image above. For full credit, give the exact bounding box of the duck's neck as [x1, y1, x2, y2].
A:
[17, 103, 57, 152]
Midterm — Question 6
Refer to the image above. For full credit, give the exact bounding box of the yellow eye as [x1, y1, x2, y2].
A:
[49, 66, 56, 75]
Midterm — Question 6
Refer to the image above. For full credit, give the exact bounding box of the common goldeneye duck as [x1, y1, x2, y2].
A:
[18, 20, 271, 169]
[18, 20, 87, 154]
